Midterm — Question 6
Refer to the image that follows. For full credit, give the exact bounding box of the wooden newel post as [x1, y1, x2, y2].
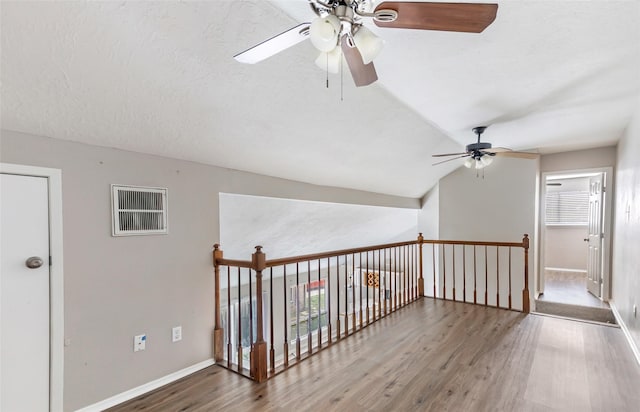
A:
[522, 234, 530, 313]
[417, 233, 425, 297]
[213, 244, 224, 362]
[250, 246, 268, 382]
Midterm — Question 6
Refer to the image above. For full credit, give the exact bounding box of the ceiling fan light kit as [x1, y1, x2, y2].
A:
[234, 1, 499, 87]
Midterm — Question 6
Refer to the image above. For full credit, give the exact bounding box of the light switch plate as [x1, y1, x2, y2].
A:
[172, 326, 182, 342]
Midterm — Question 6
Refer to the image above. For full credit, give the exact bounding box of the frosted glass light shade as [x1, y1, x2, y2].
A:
[314, 47, 342, 74]
[464, 157, 474, 168]
[480, 156, 494, 167]
[310, 15, 341, 52]
[352, 25, 383, 64]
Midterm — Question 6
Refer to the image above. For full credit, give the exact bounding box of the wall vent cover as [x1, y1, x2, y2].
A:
[111, 185, 168, 236]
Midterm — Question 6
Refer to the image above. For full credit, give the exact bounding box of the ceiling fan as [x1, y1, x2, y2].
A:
[234, 1, 498, 87]
[432, 126, 539, 169]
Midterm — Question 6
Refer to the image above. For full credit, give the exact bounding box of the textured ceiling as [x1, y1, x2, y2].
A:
[1, 1, 639, 198]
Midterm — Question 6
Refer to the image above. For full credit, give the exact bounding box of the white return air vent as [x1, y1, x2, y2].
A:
[111, 185, 168, 236]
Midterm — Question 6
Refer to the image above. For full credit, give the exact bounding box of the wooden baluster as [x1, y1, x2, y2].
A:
[463, 245, 467, 303]
[432, 244, 436, 298]
[227, 266, 231, 368]
[508, 247, 512, 310]
[308, 261, 313, 355]
[248, 269, 253, 377]
[394, 247, 398, 311]
[318, 259, 322, 349]
[237, 267, 242, 372]
[345, 255, 350, 338]
[473, 246, 477, 304]
[484, 246, 488, 306]
[366, 251, 370, 324]
[452, 245, 456, 302]
[352, 253, 357, 332]
[327, 257, 332, 344]
[213, 245, 224, 363]
[359, 253, 363, 329]
[269, 267, 274, 374]
[442, 245, 447, 300]
[410, 244, 415, 301]
[522, 234, 530, 313]
[384, 248, 388, 315]
[418, 233, 424, 297]
[250, 246, 267, 383]
[377, 249, 381, 320]
[403, 246, 408, 306]
[336, 256, 340, 341]
[496, 247, 500, 308]
[283, 265, 289, 368]
[295, 262, 301, 361]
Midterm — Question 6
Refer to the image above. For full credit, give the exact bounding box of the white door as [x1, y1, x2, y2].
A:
[586, 173, 604, 298]
[1, 173, 50, 412]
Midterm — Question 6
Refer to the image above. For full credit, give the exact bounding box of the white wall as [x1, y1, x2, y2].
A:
[0, 129, 419, 411]
[612, 101, 640, 355]
[544, 226, 588, 271]
[219, 193, 418, 260]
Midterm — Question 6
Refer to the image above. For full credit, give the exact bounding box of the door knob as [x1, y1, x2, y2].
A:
[25, 256, 44, 269]
[583, 238, 589, 242]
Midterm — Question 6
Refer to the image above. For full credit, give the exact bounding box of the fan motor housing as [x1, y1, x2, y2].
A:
[466, 142, 492, 152]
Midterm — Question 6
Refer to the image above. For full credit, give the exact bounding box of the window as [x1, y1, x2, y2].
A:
[290, 280, 327, 341]
[545, 190, 589, 226]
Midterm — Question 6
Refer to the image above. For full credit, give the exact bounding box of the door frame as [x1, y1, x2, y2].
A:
[538, 166, 613, 302]
[1, 163, 64, 412]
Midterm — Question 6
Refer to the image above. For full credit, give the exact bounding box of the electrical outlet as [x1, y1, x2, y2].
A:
[172, 326, 182, 342]
[134, 334, 146, 352]
[633, 304, 637, 318]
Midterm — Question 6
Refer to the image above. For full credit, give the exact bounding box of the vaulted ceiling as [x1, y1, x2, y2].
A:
[1, 1, 638, 198]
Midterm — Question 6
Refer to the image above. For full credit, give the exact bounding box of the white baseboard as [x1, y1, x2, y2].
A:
[609, 303, 640, 366]
[544, 267, 587, 273]
[75, 358, 215, 412]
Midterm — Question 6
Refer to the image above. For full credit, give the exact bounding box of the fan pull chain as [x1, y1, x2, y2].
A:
[340, 48, 344, 101]
[326, 53, 329, 89]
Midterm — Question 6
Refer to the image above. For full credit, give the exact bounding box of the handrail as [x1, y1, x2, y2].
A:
[265, 239, 418, 267]
[212, 233, 530, 383]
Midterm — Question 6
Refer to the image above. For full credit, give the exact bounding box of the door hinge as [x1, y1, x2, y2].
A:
[49, 256, 52, 266]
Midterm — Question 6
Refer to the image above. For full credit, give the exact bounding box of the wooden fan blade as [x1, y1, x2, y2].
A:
[433, 154, 470, 166]
[234, 23, 310, 64]
[484, 147, 511, 153]
[374, 2, 498, 33]
[341, 36, 378, 87]
[494, 151, 539, 159]
[432, 152, 468, 157]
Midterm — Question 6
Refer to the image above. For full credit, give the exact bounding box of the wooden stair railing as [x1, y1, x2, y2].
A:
[213, 233, 530, 382]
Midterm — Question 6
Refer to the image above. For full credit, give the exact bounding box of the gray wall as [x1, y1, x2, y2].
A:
[613, 103, 640, 355]
[0, 129, 418, 411]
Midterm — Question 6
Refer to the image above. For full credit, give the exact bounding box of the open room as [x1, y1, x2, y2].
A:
[1, 1, 639, 411]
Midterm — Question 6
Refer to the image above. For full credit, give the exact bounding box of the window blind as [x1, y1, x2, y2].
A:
[545, 190, 589, 225]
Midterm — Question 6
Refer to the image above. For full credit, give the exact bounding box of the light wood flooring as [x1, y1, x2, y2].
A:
[108, 298, 640, 411]
[538, 270, 608, 309]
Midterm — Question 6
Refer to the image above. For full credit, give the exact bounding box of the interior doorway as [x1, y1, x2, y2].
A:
[537, 167, 613, 319]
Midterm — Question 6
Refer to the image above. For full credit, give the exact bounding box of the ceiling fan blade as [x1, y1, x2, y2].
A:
[432, 152, 468, 157]
[234, 23, 311, 64]
[494, 151, 540, 159]
[341, 36, 378, 87]
[373, 2, 498, 33]
[484, 147, 511, 153]
[432, 154, 470, 166]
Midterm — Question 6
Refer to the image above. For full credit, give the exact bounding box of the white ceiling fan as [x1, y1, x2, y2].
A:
[234, 1, 499, 87]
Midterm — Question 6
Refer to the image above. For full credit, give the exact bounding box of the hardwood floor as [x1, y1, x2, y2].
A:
[538, 270, 608, 309]
[108, 298, 640, 412]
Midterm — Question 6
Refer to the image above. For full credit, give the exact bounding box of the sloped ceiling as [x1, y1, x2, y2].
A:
[1, 1, 639, 198]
